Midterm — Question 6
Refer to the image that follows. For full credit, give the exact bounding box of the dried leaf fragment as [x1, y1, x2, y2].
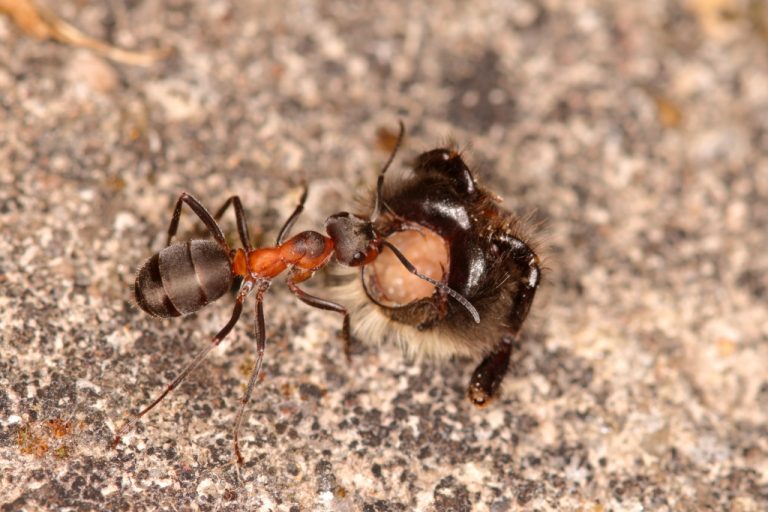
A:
[0, 0, 172, 66]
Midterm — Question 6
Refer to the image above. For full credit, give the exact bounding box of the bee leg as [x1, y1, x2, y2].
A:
[412, 149, 477, 197]
[467, 336, 514, 407]
[467, 233, 541, 406]
[498, 234, 541, 333]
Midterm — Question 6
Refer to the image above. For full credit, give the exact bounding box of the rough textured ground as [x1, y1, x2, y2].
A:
[1, 0, 767, 510]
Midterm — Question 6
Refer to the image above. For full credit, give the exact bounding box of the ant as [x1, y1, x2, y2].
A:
[111, 122, 479, 465]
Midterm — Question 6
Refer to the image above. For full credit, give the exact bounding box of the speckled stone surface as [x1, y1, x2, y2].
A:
[1, 1, 767, 510]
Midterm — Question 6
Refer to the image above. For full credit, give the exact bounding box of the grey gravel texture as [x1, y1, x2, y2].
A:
[1, 0, 768, 510]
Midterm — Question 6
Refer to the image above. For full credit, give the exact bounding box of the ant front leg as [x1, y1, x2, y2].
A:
[212, 196, 253, 251]
[276, 186, 309, 245]
[166, 192, 228, 251]
[467, 234, 541, 406]
[286, 269, 353, 361]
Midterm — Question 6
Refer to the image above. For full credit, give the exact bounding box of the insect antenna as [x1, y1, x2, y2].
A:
[371, 120, 406, 222]
[380, 240, 480, 323]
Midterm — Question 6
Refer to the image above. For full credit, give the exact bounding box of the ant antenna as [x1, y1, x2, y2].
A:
[371, 120, 406, 222]
[276, 184, 309, 245]
[380, 240, 480, 323]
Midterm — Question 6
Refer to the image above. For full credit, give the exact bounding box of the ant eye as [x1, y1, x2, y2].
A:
[353, 251, 365, 262]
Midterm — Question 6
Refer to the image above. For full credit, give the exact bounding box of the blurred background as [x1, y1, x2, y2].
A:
[1, 0, 766, 510]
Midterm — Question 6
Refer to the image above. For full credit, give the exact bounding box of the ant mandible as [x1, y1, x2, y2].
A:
[111, 122, 479, 465]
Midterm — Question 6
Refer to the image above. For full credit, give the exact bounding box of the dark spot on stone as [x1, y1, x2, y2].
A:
[287, 463, 300, 476]
[444, 51, 516, 133]
[363, 500, 407, 512]
[515, 480, 538, 505]
[737, 269, 766, 299]
[315, 459, 336, 493]
[433, 476, 471, 512]
[0, 390, 8, 415]
[490, 497, 511, 512]
[535, 348, 594, 397]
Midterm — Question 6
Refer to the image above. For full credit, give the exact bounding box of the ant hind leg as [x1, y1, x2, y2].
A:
[213, 196, 253, 251]
[111, 289, 249, 449]
[166, 192, 228, 250]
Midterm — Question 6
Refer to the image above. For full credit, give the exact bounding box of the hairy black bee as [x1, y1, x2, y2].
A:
[336, 144, 542, 406]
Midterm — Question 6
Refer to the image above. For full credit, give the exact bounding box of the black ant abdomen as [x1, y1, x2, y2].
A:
[134, 240, 233, 318]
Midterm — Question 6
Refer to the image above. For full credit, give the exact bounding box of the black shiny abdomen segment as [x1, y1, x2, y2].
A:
[158, 242, 207, 315]
[135, 252, 181, 317]
[189, 240, 232, 303]
[134, 240, 232, 318]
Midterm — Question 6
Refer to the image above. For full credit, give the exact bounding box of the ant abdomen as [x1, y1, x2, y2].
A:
[134, 240, 233, 318]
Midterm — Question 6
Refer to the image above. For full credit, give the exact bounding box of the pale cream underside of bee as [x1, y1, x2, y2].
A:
[331, 268, 482, 361]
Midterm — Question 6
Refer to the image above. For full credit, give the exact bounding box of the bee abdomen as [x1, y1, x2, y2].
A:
[135, 240, 233, 318]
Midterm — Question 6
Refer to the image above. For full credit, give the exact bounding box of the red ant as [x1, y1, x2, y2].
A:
[111, 122, 479, 464]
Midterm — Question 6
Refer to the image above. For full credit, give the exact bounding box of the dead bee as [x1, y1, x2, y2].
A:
[336, 138, 542, 406]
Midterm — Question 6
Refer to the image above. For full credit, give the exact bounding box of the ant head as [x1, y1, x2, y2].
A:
[325, 212, 380, 267]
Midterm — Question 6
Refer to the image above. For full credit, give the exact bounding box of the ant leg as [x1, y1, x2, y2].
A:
[233, 298, 266, 465]
[111, 284, 251, 449]
[467, 234, 540, 406]
[166, 192, 228, 250]
[212, 196, 252, 251]
[371, 120, 405, 221]
[276, 185, 309, 245]
[286, 278, 352, 361]
[380, 240, 480, 323]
